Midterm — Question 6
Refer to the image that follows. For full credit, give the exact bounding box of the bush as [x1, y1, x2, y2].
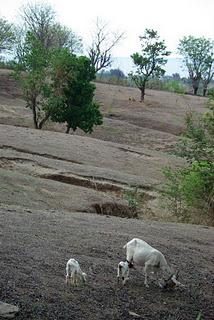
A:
[146, 78, 187, 93]
[163, 80, 187, 94]
[162, 103, 214, 225]
[124, 187, 139, 211]
[207, 87, 214, 97]
[146, 78, 165, 90]
[162, 167, 184, 217]
[0, 59, 16, 69]
[123, 186, 147, 214]
[162, 162, 214, 223]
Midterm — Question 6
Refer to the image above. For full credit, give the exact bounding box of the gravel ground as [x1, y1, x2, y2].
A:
[0, 208, 213, 319]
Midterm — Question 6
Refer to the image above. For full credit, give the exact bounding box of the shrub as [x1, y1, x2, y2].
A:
[123, 187, 139, 211]
[162, 167, 184, 217]
[146, 78, 187, 93]
[162, 103, 214, 225]
[163, 80, 187, 94]
[207, 87, 214, 98]
[0, 59, 16, 69]
[146, 78, 165, 90]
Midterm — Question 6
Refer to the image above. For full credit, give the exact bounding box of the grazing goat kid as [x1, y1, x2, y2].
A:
[117, 238, 183, 288]
[66, 258, 86, 286]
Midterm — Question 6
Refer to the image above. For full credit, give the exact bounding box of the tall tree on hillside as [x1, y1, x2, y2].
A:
[130, 29, 170, 101]
[178, 36, 214, 95]
[15, 33, 103, 133]
[16, 2, 82, 59]
[88, 18, 124, 73]
[15, 32, 51, 129]
[0, 17, 15, 54]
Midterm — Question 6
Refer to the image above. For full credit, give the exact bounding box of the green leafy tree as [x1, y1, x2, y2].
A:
[46, 49, 103, 134]
[178, 36, 214, 95]
[15, 32, 51, 129]
[15, 35, 102, 133]
[0, 17, 15, 54]
[130, 29, 170, 101]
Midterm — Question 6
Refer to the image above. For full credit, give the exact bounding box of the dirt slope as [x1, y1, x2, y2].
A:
[0, 123, 185, 216]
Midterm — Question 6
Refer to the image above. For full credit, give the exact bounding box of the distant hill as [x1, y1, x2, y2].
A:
[111, 57, 188, 77]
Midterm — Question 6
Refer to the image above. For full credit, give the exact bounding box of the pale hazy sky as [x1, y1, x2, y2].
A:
[1, 0, 214, 57]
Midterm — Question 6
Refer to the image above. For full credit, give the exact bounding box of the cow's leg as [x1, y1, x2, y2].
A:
[144, 262, 150, 287]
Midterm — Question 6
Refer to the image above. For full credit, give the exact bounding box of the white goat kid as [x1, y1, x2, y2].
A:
[66, 258, 87, 286]
[118, 238, 182, 288]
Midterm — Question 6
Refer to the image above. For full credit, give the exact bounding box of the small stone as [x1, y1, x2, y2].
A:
[0, 301, 19, 318]
[129, 310, 141, 318]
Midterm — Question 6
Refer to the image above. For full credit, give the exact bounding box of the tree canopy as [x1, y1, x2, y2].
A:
[46, 49, 103, 133]
[178, 36, 214, 95]
[14, 32, 51, 129]
[15, 2, 82, 59]
[0, 17, 15, 53]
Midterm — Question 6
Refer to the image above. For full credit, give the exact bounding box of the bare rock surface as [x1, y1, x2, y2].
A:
[0, 123, 185, 215]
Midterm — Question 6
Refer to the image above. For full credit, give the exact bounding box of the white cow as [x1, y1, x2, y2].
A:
[117, 238, 182, 288]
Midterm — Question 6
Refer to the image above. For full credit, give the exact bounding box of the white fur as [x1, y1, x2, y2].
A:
[65, 258, 86, 286]
[118, 238, 179, 287]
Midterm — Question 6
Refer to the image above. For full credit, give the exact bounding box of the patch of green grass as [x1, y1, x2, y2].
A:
[163, 80, 187, 94]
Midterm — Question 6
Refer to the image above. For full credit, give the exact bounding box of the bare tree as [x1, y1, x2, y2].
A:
[88, 18, 125, 73]
[21, 2, 55, 49]
[18, 2, 82, 53]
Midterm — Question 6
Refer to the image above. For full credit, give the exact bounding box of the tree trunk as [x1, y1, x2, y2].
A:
[202, 83, 208, 97]
[32, 98, 38, 129]
[38, 113, 50, 129]
[193, 86, 199, 95]
[140, 84, 145, 102]
[192, 78, 200, 95]
[66, 125, 71, 134]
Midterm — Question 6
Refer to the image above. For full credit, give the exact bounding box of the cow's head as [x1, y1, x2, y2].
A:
[161, 271, 184, 289]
